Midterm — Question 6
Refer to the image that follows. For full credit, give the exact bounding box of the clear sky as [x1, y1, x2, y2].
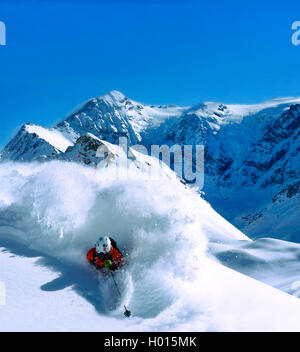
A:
[0, 0, 300, 148]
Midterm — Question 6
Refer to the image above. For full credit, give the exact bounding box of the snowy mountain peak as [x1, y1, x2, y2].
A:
[0, 123, 73, 162]
[24, 124, 73, 152]
[100, 90, 127, 103]
[54, 90, 185, 146]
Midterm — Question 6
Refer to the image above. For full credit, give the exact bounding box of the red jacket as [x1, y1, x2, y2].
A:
[86, 238, 124, 271]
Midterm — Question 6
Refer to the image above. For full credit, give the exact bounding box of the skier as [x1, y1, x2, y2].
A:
[86, 236, 124, 272]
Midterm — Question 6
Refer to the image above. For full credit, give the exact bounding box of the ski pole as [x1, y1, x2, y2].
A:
[105, 260, 131, 318]
[110, 271, 131, 318]
[110, 271, 122, 297]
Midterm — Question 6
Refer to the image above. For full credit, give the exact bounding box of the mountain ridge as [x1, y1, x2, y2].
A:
[1, 90, 299, 241]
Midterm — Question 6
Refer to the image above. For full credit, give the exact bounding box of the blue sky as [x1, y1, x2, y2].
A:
[0, 0, 300, 148]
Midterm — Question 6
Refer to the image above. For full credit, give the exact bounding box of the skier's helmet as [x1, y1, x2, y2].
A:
[95, 236, 111, 255]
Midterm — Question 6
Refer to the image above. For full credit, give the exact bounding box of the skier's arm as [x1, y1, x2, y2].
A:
[86, 248, 94, 262]
[110, 247, 125, 270]
[86, 248, 97, 266]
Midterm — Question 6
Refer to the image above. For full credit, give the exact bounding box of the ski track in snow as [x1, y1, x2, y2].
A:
[1, 161, 300, 331]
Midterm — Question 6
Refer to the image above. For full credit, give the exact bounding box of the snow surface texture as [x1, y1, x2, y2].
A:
[210, 237, 300, 296]
[1, 161, 300, 331]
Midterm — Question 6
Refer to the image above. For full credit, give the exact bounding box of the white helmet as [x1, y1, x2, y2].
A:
[95, 236, 111, 255]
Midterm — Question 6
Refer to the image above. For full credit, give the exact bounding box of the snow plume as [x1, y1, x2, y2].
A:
[0, 162, 210, 314]
[0, 160, 209, 254]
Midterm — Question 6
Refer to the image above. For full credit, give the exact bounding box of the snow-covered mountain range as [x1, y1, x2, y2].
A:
[1, 91, 300, 331]
[1, 90, 299, 241]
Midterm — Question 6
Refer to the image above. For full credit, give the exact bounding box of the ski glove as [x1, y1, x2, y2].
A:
[104, 260, 112, 268]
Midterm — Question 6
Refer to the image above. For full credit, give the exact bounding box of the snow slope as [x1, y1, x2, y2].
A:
[2, 243, 300, 332]
[209, 237, 300, 296]
[0, 247, 126, 332]
[1, 161, 300, 331]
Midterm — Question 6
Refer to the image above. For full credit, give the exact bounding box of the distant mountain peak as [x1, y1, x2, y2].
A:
[99, 90, 127, 104]
[105, 89, 126, 99]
